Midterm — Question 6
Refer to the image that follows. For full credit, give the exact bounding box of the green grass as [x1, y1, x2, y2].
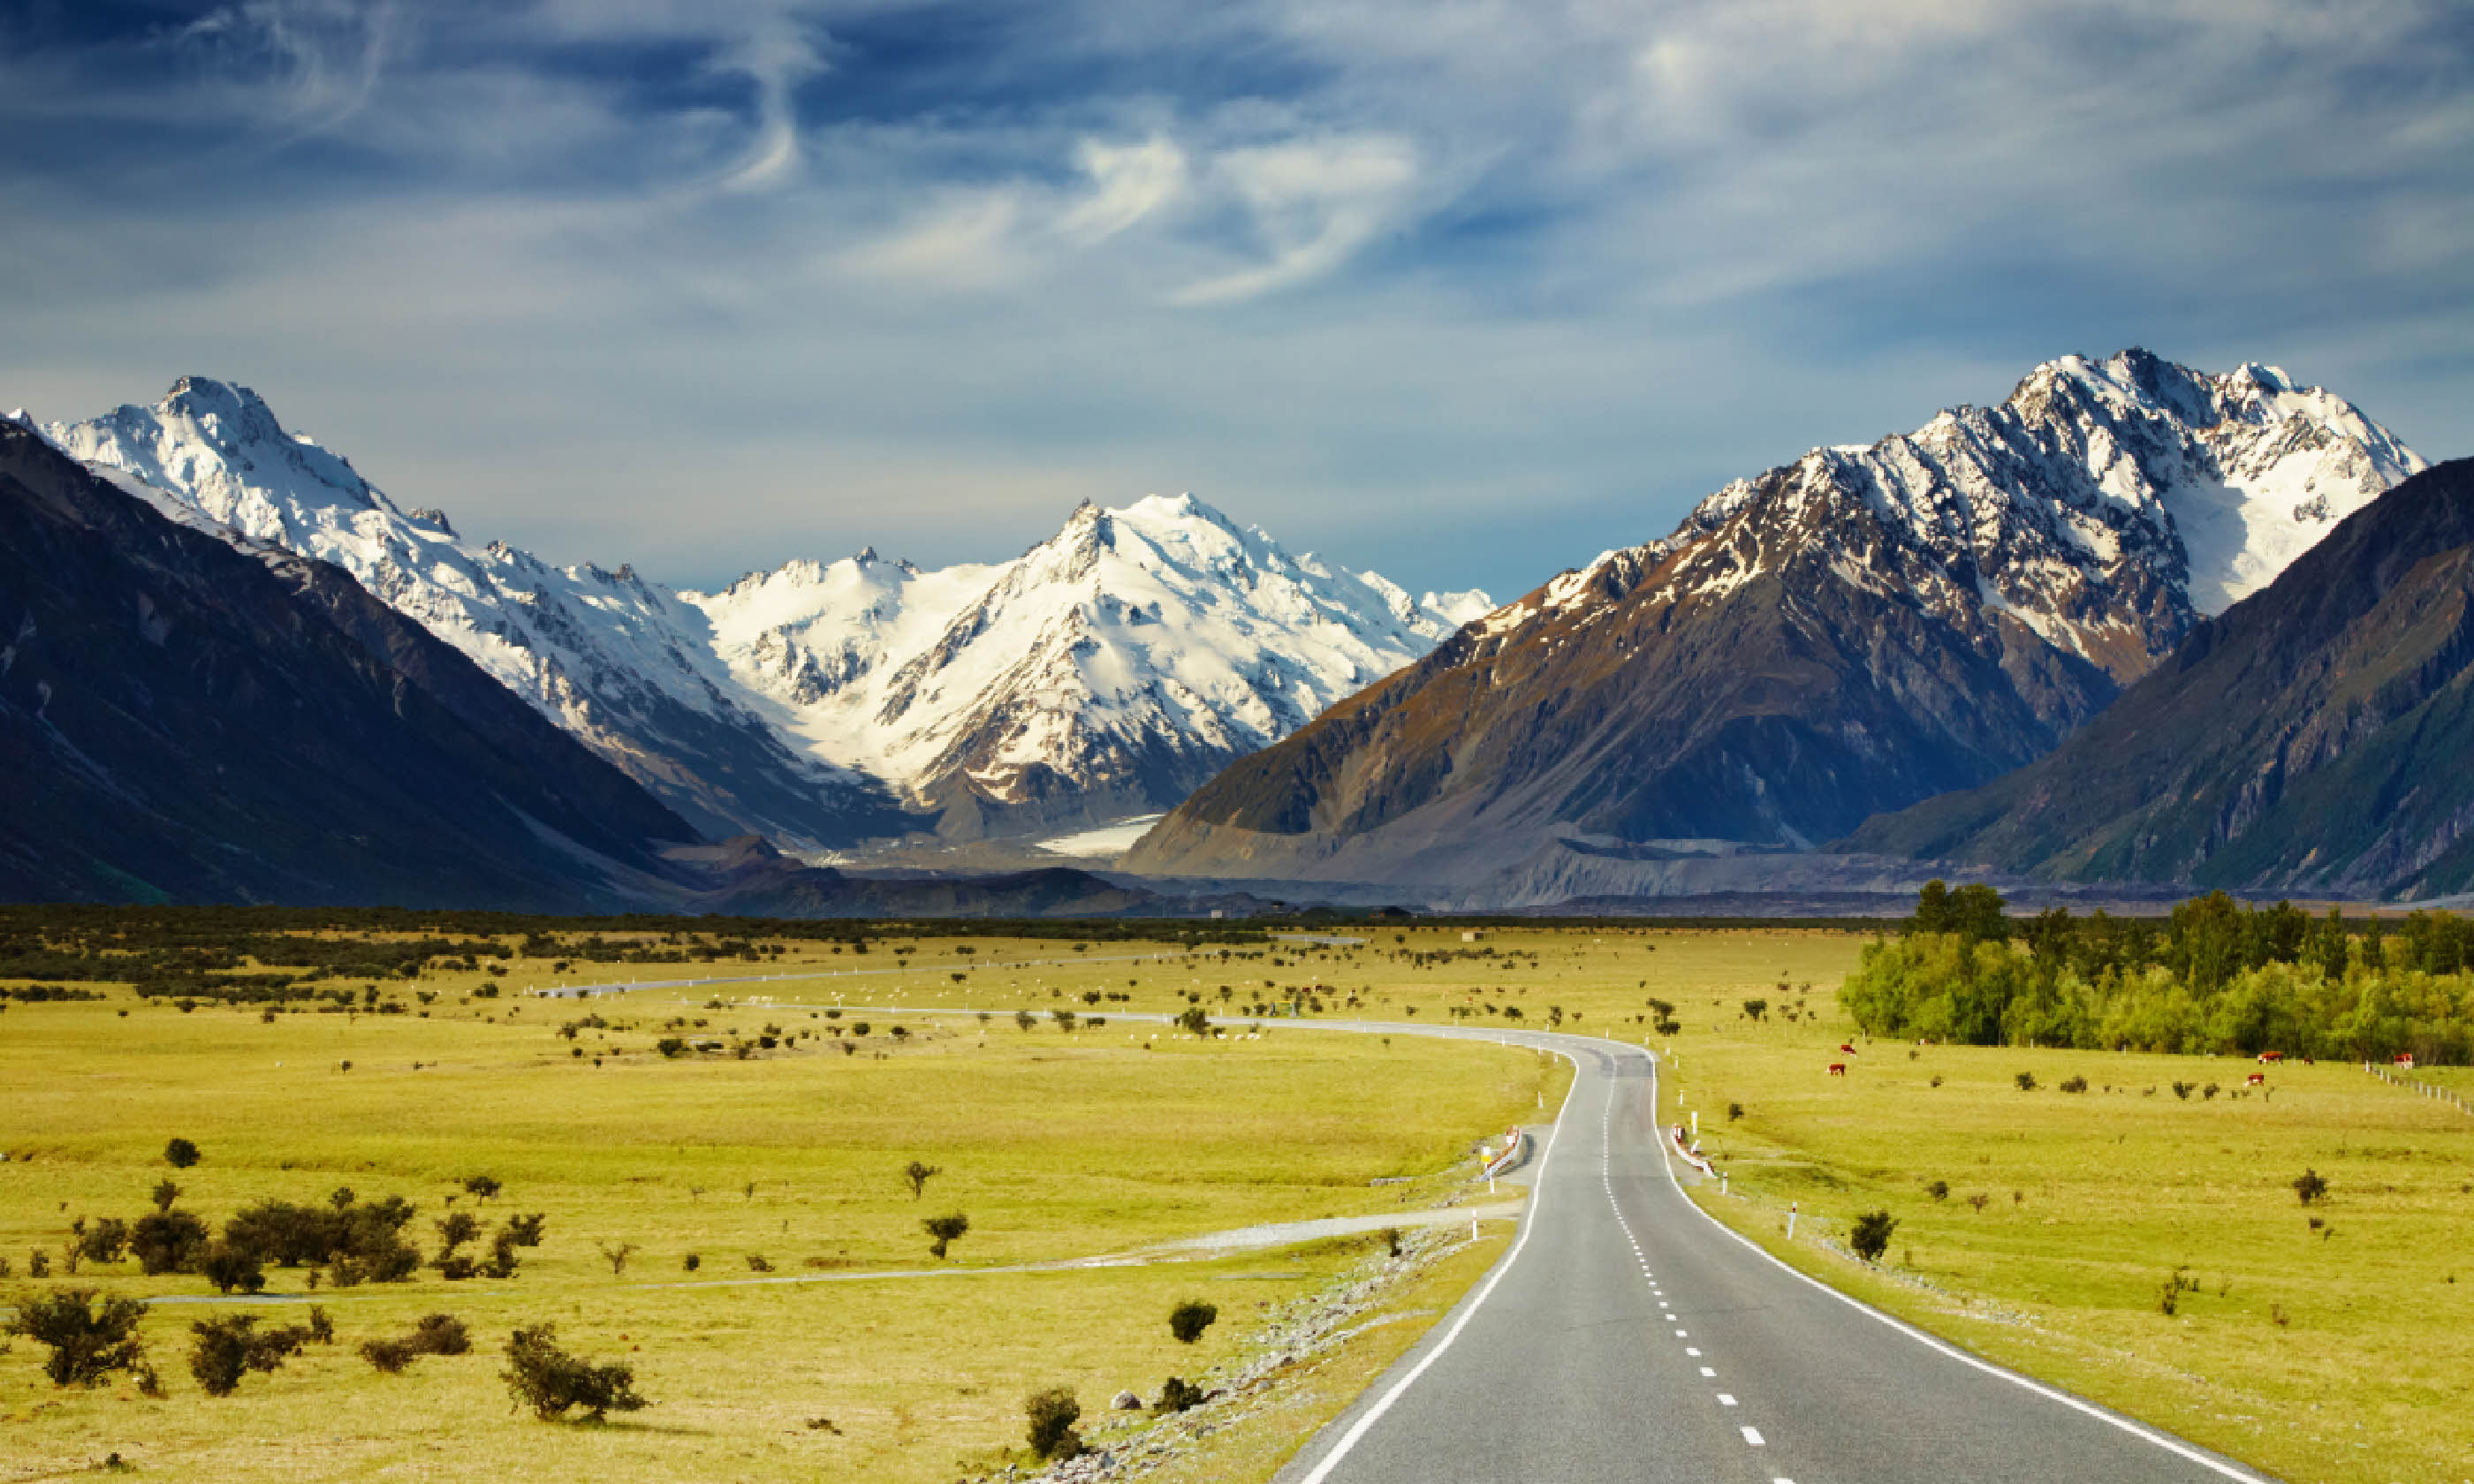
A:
[1665, 1006, 2474, 1484]
[0, 947, 1565, 1483]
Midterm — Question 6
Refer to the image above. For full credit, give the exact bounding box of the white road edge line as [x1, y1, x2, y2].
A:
[1291, 1044, 1586, 1484]
[1650, 1057, 2271, 1484]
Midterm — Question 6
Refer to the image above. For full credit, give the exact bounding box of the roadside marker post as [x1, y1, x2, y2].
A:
[1787, 1202, 1798, 1239]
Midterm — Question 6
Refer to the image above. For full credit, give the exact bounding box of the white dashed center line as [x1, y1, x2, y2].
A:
[1742, 1427, 1766, 1446]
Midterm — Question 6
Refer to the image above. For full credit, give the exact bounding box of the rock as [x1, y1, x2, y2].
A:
[1112, 1389, 1142, 1411]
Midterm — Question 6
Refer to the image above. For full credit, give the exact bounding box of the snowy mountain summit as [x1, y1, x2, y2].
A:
[689, 492, 1488, 837]
[42, 379, 1484, 846]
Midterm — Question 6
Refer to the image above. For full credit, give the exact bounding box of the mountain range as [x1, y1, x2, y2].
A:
[36, 379, 1484, 850]
[1127, 350, 2427, 897]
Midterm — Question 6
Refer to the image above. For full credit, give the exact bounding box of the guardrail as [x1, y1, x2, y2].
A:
[1484, 1126, 1528, 1177]
[1668, 1124, 1715, 1177]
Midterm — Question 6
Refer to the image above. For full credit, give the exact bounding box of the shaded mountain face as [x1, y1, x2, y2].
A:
[41, 382, 1483, 846]
[0, 420, 702, 909]
[1844, 460, 2474, 901]
[1127, 350, 2425, 889]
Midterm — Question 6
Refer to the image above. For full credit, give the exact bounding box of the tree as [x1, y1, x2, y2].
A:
[1848, 1210, 1900, 1263]
[1156, 1375, 1205, 1413]
[595, 1240, 638, 1275]
[922, 1213, 970, 1259]
[1742, 999, 1768, 1022]
[462, 1175, 503, 1201]
[1051, 1008, 1078, 1032]
[164, 1138, 201, 1169]
[902, 1160, 941, 1200]
[1175, 1005, 1213, 1036]
[1024, 1386, 1083, 1460]
[2294, 1169, 2328, 1206]
[1013, 1010, 1036, 1032]
[1168, 1299, 1218, 1344]
[4, 1288, 148, 1387]
[149, 1179, 180, 1213]
[502, 1323, 649, 1421]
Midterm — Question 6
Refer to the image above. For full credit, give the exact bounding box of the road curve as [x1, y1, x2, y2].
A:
[1273, 1026, 2273, 1484]
[672, 992, 2273, 1482]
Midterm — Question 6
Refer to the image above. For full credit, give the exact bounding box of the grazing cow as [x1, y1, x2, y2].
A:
[2258, 1051, 2284, 1064]
[2396, 1053, 2417, 1068]
[2245, 1072, 2266, 1086]
[1827, 1063, 1848, 1077]
[1838, 1043, 1857, 1056]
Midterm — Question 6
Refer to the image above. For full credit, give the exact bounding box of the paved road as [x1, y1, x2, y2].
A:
[665, 991, 2269, 1481]
[1276, 1028, 2270, 1484]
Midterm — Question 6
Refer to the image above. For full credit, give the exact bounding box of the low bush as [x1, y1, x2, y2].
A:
[1848, 1210, 1900, 1263]
[130, 1210, 209, 1276]
[501, 1323, 649, 1421]
[2295, 1169, 2328, 1206]
[1168, 1299, 1218, 1344]
[164, 1138, 201, 1170]
[922, 1214, 969, 1260]
[1155, 1375, 1205, 1413]
[1024, 1386, 1083, 1460]
[4, 1288, 149, 1387]
[187, 1314, 306, 1397]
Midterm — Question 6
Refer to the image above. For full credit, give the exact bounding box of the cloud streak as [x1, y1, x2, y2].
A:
[0, 0, 2465, 601]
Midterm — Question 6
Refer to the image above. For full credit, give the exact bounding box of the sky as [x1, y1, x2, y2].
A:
[2, 0, 2468, 601]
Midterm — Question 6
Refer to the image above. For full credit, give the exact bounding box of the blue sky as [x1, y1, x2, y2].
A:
[2, 0, 2468, 600]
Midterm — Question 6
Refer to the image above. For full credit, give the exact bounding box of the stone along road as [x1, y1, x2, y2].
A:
[1276, 1028, 2272, 1484]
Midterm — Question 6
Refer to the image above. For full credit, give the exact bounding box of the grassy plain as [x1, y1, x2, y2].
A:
[9, 920, 2467, 1483]
[0, 931, 1570, 1482]
[1661, 994, 2474, 1484]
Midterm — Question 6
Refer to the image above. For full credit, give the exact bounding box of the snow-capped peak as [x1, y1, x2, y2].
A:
[689, 489, 1487, 814]
[42, 377, 1484, 844]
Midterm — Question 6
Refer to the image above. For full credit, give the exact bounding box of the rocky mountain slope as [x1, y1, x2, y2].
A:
[1127, 350, 2425, 893]
[39, 381, 1481, 846]
[1844, 459, 2474, 900]
[0, 416, 704, 909]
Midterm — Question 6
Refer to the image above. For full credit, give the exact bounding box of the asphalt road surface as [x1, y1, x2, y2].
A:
[1276, 1027, 2272, 1484]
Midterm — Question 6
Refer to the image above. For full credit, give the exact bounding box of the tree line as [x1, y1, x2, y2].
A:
[1841, 883, 2474, 1064]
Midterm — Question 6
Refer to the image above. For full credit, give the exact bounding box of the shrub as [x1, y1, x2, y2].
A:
[903, 1160, 941, 1200]
[4, 1288, 149, 1387]
[2060, 1075, 2089, 1094]
[150, 1179, 180, 1213]
[502, 1323, 649, 1421]
[164, 1138, 201, 1169]
[1013, 1010, 1036, 1031]
[1156, 1375, 1205, 1413]
[681, 1253, 701, 1272]
[2014, 1071, 2038, 1092]
[2294, 1169, 2328, 1206]
[2172, 1080, 2194, 1100]
[1175, 1005, 1213, 1036]
[1848, 1210, 1900, 1263]
[130, 1211, 210, 1276]
[200, 1243, 266, 1295]
[1023, 1386, 1083, 1460]
[1924, 1180, 1949, 1201]
[186, 1314, 300, 1397]
[596, 1240, 638, 1275]
[75, 1217, 131, 1266]
[1168, 1299, 1218, 1344]
[360, 1337, 417, 1374]
[746, 1253, 773, 1272]
[656, 1038, 687, 1058]
[922, 1214, 969, 1259]
[411, 1313, 470, 1355]
[1726, 1102, 1745, 1122]
[462, 1176, 503, 1201]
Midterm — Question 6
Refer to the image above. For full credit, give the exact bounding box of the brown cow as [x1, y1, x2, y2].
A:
[2258, 1051, 2284, 1064]
[1827, 1063, 1847, 1077]
[2245, 1072, 2266, 1086]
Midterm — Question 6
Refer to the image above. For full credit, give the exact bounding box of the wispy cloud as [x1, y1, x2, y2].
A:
[0, 0, 2466, 599]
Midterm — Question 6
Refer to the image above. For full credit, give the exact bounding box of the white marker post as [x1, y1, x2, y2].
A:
[1787, 1201, 1798, 1238]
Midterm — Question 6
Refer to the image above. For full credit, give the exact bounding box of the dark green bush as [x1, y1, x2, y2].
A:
[1168, 1299, 1218, 1344]
[3, 1288, 149, 1387]
[360, 1337, 417, 1374]
[1849, 1210, 1901, 1263]
[74, 1217, 131, 1265]
[2295, 1169, 2328, 1206]
[922, 1214, 969, 1260]
[186, 1314, 300, 1397]
[164, 1138, 201, 1169]
[200, 1242, 266, 1295]
[130, 1210, 210, 1276]
[1155, 1375, 1205, 1413]
[1023, 1386, 1082, 1460]
[501, 1323, 648, 1421]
